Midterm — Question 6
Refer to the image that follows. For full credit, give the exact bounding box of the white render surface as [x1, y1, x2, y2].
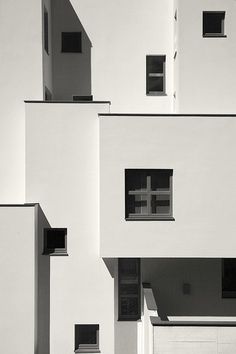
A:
[0, 1, 43, 202]
[69, 0, 174, 113]
[176, 0, 236, 113]
[25, 102, 114, 354]
[154, 326, 236, 354]
[0, 206, 36, 354]
[100, 115, 236, 257]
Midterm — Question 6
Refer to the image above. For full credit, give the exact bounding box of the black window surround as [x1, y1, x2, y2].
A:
[43, 228, 68, 256]
[125, 169, 174, 221]
[203, 11, 226, 37]
[222, 259, 236, 298]
[61, 32, 82, 53]
[146, 55, 166, 96]
[74, 324, 100, 353]
[118, 258, 141, 321]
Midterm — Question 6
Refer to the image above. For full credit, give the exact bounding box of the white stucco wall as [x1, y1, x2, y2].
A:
[0, 206, 36, 354]
[0, 1, 43, 202]
[176, 0, 236, 113]
[100, 115, 236, 258]
[69, 0, 174, 113]
[25, 102, 114, 354]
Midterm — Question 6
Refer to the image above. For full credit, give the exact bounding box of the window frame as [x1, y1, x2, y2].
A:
[146, 55, 166, 96]
[125, 169, 174, 221]
[43, 228, 68, 256]
[203, 11, 226, 38]
[61, 32, 82, 53]
[74, 324, 100, 353]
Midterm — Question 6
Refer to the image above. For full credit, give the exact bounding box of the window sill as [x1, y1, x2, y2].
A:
[146, 93, 167, 96]
[203, 34, 227, 38]
[42, 252, 68, 256]
[75, 350, 100, 353]
[126, 216, 175, 221]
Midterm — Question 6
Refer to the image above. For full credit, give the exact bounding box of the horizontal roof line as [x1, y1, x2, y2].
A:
[0, 203, 38, 207]
[150, 317, 236, 327]
[25, 100, 111, 104]
[99, 113, 236, 117]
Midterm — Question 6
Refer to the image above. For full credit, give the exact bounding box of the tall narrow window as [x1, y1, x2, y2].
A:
[222, 259, 236, 298]
[44, 7, 49, 54]
[125, 169, 174, 220]
[146, 55, 166, 95]
[118, 258, 141, 321]
[203, 11, 226, 37]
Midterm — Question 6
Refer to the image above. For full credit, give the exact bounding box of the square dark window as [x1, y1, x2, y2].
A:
[146, 55, 166, 95]
[61, 32, 82, 53]
[125, 169, 174, 220]
[74, 324, 100, 353]
[222, 259, 236, 298]
[44, 7, 49, 54]
[203, 12, 225, 37]
[118, 259, 141, 321]
[43, 228, 67, 255]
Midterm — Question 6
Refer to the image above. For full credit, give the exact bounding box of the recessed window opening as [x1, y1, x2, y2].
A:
[146, 55, 166, 95]
[61, 32, 82, 53]
[74, 324, 100, 353]
[203, 11, 226, 37]
[43, 228, 67, 255]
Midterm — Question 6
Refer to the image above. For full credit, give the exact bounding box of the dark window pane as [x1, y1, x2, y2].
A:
[61, 32, 82, 53]
[120, 297, 139, 316]
[203, 12, 225, 35]
[147, 77, 163, 93]
[46, 229, 65, 249]
[151, 194, 170, 215]
[151, 171, 170, 191]
[147, 56, 164, 73]
[127, 171, 147, 191]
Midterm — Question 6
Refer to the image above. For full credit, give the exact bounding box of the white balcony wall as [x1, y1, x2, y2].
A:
[25, 102, 114, 354]
[100, 115, 236, 257]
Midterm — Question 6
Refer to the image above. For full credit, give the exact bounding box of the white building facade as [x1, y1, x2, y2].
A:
[1, 1, 236, 354]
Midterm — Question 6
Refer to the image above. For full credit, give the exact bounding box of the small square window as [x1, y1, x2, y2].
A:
[146, 55, 166, 95]
[61, 32, 82, 53]
[74, 324, 100, 353]
[222, 259, 236, 298]
[43, 228, 67, 255]
[203, 11, 226, 37]
[125, 169, 174, 220]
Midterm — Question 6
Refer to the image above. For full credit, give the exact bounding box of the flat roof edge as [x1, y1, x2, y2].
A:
[0, 203, 39, 207]
[25, 100, 111, 104]
[98, 113, 236, 117]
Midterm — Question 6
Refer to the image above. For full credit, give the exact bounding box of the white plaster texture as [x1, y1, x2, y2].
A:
[100, 115, 236, 257]
[25, 102, 114, 354]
